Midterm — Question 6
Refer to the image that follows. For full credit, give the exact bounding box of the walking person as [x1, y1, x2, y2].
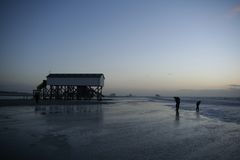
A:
[196, 100, 201, 112]
[174, 97, 180, 113]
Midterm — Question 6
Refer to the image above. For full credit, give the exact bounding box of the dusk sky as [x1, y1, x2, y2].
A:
[1, 0, 240, 96]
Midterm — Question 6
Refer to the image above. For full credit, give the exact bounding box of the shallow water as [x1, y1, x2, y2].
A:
[0, 98, 240, 160]
[151, 96, 240, 124]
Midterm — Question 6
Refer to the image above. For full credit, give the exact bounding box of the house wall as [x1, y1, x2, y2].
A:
[47, 76, 104, 86]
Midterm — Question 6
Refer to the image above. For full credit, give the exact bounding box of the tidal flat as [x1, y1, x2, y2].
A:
[0, 97, 240, 160]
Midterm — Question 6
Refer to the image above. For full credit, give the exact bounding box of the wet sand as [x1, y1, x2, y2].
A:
[0, 99, 113, 107]
[0, 98, 239, 160]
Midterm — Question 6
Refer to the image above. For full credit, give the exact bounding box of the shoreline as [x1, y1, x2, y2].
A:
[0, 99, 114, 107]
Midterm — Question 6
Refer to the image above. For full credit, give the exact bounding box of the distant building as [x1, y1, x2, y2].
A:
[109, 93, 116, 97]
[34, 73, 105, 100]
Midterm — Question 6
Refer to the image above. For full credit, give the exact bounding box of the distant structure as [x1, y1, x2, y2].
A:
[33, 73, 105, 101]
[109, 93, 116, 97]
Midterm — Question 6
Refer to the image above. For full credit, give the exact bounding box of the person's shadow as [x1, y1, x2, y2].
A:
[196, 111, 200, 119]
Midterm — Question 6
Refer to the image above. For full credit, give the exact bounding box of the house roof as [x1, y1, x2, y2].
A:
[47, 73, 104, 79]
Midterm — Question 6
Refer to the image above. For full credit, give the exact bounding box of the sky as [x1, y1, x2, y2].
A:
[0, 0, 240, 96]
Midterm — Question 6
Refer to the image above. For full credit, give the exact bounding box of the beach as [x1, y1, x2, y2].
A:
[0, 97, 240, 160]
[0, 98, 114, 107]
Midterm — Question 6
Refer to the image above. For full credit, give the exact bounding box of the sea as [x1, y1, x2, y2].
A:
[0, 95, 32, 100]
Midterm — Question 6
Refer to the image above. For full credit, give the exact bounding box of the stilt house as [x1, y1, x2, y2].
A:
[34, 73, 105, 100]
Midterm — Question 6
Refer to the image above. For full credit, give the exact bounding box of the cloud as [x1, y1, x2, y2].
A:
[228, 4, 240, 18]
[176, 86, 240, 97]
[229, 84, 240, 89]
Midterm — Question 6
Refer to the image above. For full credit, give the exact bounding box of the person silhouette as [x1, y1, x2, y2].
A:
[174, 97, 180, 113]
[196, 100, 201, 112]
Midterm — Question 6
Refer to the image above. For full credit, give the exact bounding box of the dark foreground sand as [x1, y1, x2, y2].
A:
[0, 98, 239, 160]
